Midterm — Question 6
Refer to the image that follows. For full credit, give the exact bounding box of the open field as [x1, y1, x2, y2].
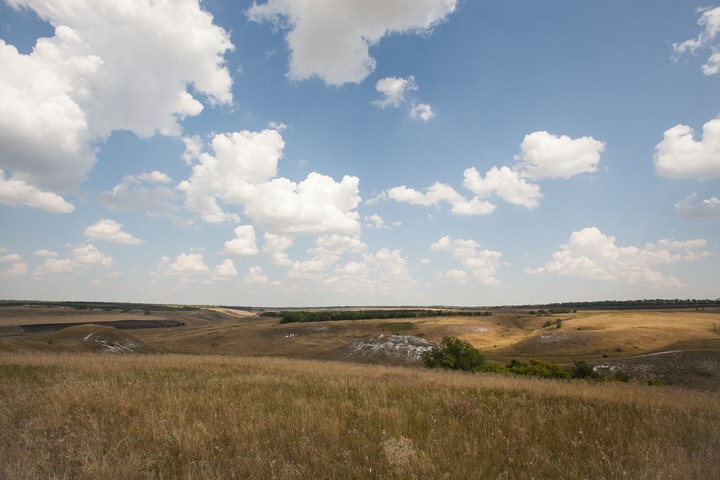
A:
[1, 305, 719, 389]
[0, 352, 718, 480]
[1, 304, 719, 478]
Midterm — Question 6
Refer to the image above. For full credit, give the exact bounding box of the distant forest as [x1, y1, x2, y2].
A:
[1, 298, 718, 313]
[515, 298, 720, 310]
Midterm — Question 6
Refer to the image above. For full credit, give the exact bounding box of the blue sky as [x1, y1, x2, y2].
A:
[0, 0, 718, 306]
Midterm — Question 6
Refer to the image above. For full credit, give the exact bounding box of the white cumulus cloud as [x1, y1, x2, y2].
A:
[674, 7, 720, 75]
[387, 183, 496, 216]
[373, 76, 417, 108]
[409, 103, 435, 122]
[463, 166, 542, 209]
[439, 268, 467, 284]
[675, 192, 720, 219]
[101, 171, 181, 218]
[654, 117, 720, 180]
[223, 225, 259, 256]
[527, 227, 709, 287]
[179, 129, 362, 236]
[213, 259, 238, 279]
[514, 131, 605, 180]
[0, 250, 28, 276]
[324, 248, 417, 295]
[154, 253, 210, 277]
[83, 219, 144, 245]
[431, 236, 503, 286]
[0, 170, 75, 213]
[71, 243, 114, 268]
[245, 266, 269, 284]
[0, 0, 233, 203]
[365, 214, 388, 230]
[246, 0, 456, 85]
[34, 243, 113, 276]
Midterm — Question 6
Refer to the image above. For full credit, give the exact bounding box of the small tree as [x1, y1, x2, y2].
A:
[571, 360, 600, 379]
[423, 336, 486, 372]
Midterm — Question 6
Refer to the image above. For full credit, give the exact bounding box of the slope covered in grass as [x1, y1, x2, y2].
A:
[0, 352, 718, 479]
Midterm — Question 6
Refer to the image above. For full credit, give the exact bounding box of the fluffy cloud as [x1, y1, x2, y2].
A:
[0, 250, 28, 276]
[324, 248, 417, 294]
[213, 259, 238, 279]
[674, 7, 720, 75]
[0, 170, 75, 213]
[675, 192, 720, 219]
[286, 234, 367, 280]
[240, 173, 361, 235]
[439, 268, 467, 284]
[0, 0, 233, 200]
[245, 266, 269, 284]
[263, 233, 294, 266]
[306, 234, 367, 266]
[246, 0, 456, 85]
[463, 166, 542, 209]
[365, 214, 389, 230]
[388, 183, 496, 216]
[100, 171, 181, 217]
[71, 243, 114, 268]
[179, 129, 285, 223]
[34, 258, 73, 276]
[387, 130, 601, 216]
[179, 129, 362, 235]
[409, 103, 435, 122]
[223, 225, 259, 256]
[364, 214, 400, 230]
[372, 76, 435, 120]
[653, 117, 720, 180]
[154, 253, 210, 277]
[83, 219, 144, 245]
[514, 131, 605, 180]
[373, 76, 417, 108]
[527, 227, 709, 287]
[431, 236, 503, 286]
[33, 243, 113, 276]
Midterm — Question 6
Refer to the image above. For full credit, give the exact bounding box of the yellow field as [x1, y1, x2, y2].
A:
[0, 352, 718, 480]
[2, 307, 719, 362]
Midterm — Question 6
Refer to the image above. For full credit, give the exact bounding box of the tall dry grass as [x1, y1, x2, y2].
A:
[0, 352, 718, 479]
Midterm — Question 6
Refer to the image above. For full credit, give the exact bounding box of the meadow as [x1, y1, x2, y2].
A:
[1, 304, 719, 478]
[1, 352, 718, 480]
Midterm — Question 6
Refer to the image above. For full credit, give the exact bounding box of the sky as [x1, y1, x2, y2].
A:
[0, 0, 719, 307]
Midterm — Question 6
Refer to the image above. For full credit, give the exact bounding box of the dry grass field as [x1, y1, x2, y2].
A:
[1, 305, 719, 478]
[2, 306, 719, 386]
[0, 352, 718, 480]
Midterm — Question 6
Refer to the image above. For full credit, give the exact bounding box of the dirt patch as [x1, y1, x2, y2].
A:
[593, 349, 720, 391]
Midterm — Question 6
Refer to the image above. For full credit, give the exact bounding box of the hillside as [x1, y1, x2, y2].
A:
[0, 352, 717, 480]
[1, 305, 719, 389]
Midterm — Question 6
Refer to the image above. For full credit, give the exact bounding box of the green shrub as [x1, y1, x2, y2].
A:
[613, 370, 630, 382]
[571, 361, 600, 379]
[423, 336, 486, 372]
[506, 359, 572, 380]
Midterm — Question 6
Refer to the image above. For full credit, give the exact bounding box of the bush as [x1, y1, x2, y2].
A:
[613, 370, 630, 382]
[423, 336, 486, 372]
[571, 361, 600, 379]
[506, 359, 572, 380]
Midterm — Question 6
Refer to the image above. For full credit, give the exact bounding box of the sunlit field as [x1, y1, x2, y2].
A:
[1, 352, 718, 479]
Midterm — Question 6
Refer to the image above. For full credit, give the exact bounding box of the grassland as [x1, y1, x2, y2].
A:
[1, 304, 719, 478]
[1, 352, 718, 480]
